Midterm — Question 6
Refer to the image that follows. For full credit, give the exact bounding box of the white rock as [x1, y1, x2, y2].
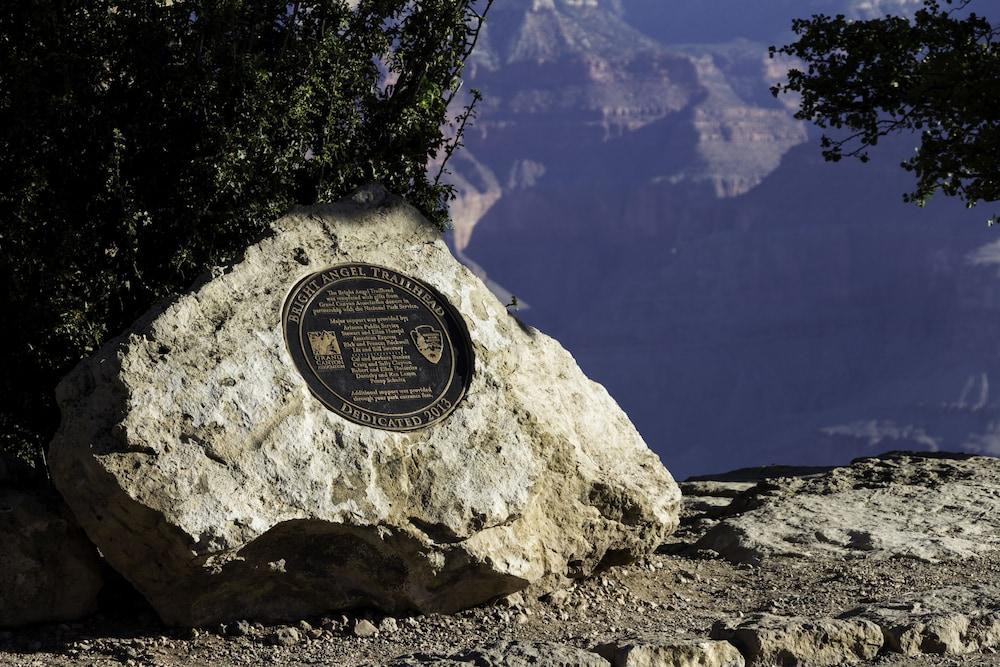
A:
[844, 585, 1000, 656]
[453, 640, 610, 666]
[711, 614, 883, 666]
[271, 626, 300, 646]
[353, 619, 378, 638]
[593, 634, 744, 667]
[695, 453, 1000, 564]
[48, 185, 679, 626]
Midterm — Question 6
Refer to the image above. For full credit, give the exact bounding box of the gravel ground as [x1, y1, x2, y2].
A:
[5, 456, 1000, 667]
[3, 548, 1000, 665]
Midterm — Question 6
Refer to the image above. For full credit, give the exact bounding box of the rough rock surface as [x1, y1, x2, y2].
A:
[594, 634, 745, 667]
[711, 614, 883, 666]
[844, 586, 1000, 656]
[386, 640, 611, 666]
[694, 453, 1000, 564]
[8, 452, 1000, 666]
[453, 640, 612, 666]
[0, 488, 104, 627]
[48, 185, 679, 626]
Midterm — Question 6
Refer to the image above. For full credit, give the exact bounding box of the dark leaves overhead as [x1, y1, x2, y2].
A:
[0, 0, 489, 480]
[770, 0, 999, 222]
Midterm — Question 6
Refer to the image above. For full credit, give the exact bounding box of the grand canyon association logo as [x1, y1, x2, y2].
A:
[307, 330, 345, 370]
[410, 325, 444, 364]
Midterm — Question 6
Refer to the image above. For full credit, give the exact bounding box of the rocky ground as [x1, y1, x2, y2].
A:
[5, 451, 1000, 666]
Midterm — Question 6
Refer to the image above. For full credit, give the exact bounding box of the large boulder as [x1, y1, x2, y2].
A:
[0, 488, 104, 627]
[49, 185, 679, 626]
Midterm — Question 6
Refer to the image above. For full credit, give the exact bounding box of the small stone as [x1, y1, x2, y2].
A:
[353, 619, 379, 638]
[379, 617, 398, 634]
[308, 629, 324, 640]
[516, 614, 529, 625]
[229, 620, 253, 637]
[542, 588, 572, 607]
[297, 620, 314, 633]
[501, 592, 526, 608]
[270, 627, 300, 647]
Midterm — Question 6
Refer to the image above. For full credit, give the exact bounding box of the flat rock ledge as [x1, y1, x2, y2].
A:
[48, 185, 679, 626]
[692, 452, 1000, 564]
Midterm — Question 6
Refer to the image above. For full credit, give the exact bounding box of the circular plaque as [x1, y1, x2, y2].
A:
[282, 263, 474, 431]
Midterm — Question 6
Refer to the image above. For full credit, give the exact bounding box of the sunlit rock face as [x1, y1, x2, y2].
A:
[449, 0, 1000, 478]
[448, 0, 806, 251]
[49, 187, 679, 626]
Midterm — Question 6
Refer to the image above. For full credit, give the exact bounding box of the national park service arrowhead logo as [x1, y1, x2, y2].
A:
[411, 325, 444, 364]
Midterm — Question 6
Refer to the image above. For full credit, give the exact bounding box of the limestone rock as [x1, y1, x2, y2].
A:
[269, 627, 300, 647]
[680, 495, 732, 518]
[593, 634, 745, 667]
[384, 641, 612, 666]
[711, 614, 882, 666]
[452, 640, 610, 666]
[384, 655, 473, 667]
[844, 585, 1000, 656]
[678, 481, 755, 500]
[0, 488, 104, 627]
[49, 185, 679, 626]
[695, 453, 1000, 564]
[353, 619, 379, 638]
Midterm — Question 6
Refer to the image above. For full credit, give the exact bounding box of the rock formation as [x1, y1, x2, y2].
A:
[0, 488, 104, 627]
[48, 185, 679, 626]
[594, 634, 746, 667]
[693, 453, 1000, 564]
[446, 0, 807, 252]
[445, 0, 1000, 481]
[7, 451, 1000, 665]
[711, 615, 883, 666]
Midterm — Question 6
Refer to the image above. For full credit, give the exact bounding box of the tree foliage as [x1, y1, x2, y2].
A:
[770, 0, 999, 222]
[0, 0, 489, 483]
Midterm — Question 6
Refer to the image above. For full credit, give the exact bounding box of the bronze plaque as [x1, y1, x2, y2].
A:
[282, 263, 474, 430]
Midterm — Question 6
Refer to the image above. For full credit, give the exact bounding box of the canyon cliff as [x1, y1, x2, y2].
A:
[449, 0, 1000, 478]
